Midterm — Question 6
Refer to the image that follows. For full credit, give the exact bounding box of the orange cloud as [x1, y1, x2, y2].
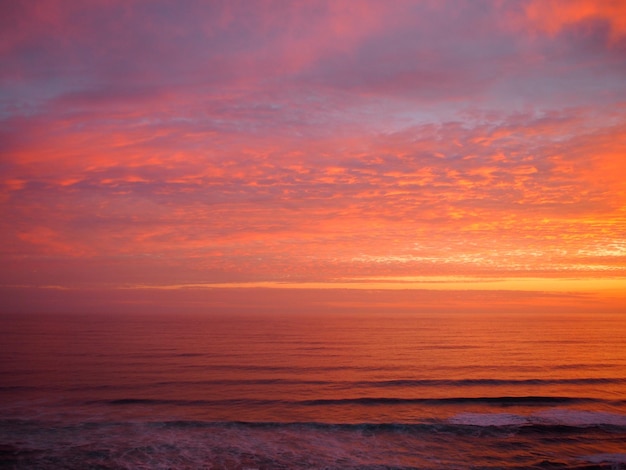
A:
[524, 0, 626, 42]
[1, 1, 625, 314]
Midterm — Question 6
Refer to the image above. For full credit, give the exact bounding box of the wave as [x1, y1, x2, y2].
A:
[298, 396, 605, 406]
[95, 395, 620, 408]
[112, 377, 626, 388]
[356, 377, 626, 387]
[3, 416, 626, 470]
[450, 409, 626, 429]
[154, 378, 333, 387]
[101, 398, 285, 406]
[12, 377, 626, 394]
[156, 410, 626, 431]
[0, 385, 40, 392]
[6, 408, 626, 432]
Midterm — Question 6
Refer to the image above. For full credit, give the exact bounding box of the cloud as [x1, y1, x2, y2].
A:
[1, 1, 624, 311]
[522, 0, 626, 42]
[2, 106, 624, 284]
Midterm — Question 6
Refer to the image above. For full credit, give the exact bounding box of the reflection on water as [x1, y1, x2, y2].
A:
[1, 312, 626, 468]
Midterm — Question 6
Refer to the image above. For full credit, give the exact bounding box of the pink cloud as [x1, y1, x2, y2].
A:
[1, 1, 625, 312]
[522, 0, 626, 43]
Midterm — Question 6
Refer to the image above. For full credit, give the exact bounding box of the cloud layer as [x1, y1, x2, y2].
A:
[2, 0, 625, 311]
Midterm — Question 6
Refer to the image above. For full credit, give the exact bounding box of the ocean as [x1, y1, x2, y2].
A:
[1, 311, 625, 469]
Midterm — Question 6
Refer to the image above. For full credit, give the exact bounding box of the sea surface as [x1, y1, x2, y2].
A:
[1, 312, 625, 469]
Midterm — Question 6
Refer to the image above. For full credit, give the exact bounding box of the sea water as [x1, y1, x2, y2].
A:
[1, 312, 625, 469]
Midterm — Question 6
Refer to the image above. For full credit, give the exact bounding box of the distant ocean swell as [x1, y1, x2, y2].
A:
[92, 395, 624, 407]
[3, 376, 625, 392]
[109, 376, 626, 387]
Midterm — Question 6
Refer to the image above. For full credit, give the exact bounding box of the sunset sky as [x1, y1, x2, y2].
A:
[2, 0, 625, 314]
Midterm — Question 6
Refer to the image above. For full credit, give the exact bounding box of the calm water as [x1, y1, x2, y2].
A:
[1, 312, 625, 469]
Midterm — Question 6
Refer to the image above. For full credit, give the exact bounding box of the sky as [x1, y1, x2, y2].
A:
[1, 0, 625, 314]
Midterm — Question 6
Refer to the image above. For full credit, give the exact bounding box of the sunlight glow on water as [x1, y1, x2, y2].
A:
[1, 312, 626, 468]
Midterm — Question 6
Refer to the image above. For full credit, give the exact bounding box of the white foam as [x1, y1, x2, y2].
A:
[448, 409, 626, 428]
[530, 409, 626, 427]
[580, 453, 626, 464]
[448, 412, 529, 427]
